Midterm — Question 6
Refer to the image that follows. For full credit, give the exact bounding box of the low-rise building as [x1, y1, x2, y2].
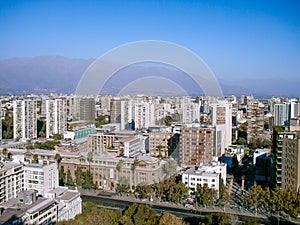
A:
[182, 161, 226, 195]
[0, 190, 57, 225]
[45, 187, 82, 222]
[0, 162, 24, 204]
[118, 137, 142, 157]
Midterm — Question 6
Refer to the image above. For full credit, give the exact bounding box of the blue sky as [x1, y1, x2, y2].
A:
[0, 0, 300, 81]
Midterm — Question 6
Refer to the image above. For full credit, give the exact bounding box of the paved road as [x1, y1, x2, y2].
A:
[81, 194, 272, 224]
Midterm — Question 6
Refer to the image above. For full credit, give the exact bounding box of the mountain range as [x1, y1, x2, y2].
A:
[0, 56, 298, 97]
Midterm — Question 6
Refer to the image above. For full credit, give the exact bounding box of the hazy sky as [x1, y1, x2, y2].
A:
[0, 0, 300, 81]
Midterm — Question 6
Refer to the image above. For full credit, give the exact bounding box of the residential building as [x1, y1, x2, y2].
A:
[110, 97, 122, 124]
[148, 132, 173, 157]
[0, 190, 57, 225]
[179, 124, 215, 167]
[0, 162, 24, 204]
[87, 133, 116, 155]
[79, 97, 95, 123]
[24, 163, 59, 196]
[46, 98, 67, 138]
[274, 103, 290, 126]
[13, 99, 37, 140]
[45, 187, 82, 222]
[282, 131, 300, 190]
[182, 161, 226, 195]
[210, 101, 232, 154]
[118, 137, 142, 157]
[290, 99, 300, 119]
[134, 96, 155, 130]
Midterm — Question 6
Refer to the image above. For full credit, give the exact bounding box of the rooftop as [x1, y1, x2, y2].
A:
[57, 190, 80, 202]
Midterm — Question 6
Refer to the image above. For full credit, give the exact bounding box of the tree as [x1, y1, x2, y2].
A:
[2, 148, 8, 158]
[95, 115, 109, 128]
[167, 181, 188, 204]
[33, 154, 39, 163]
[196, 184, 217, 208]
[116, 159, 124, 182]
[156, 145, 163, 156]
[159, 212, 185, 225]
[122, 203, 157, 225]
[2, 115, 13, 139]
[242, 185, 265, 215]
[131, 159, 140, 191]
[200, 213, 231, 225]
[136, 184, 154, 199]
[55, 153, 62, 165]
[66, 169, 73, 186]
[237, 137, 247, 145]
[59, 167, 66, 186]
[116, 183, 130, 196]
[52, 133, 63, 140]
[241, 218, 259, 225]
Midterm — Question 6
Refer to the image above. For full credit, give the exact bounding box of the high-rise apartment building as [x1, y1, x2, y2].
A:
[134, 96, 155, 130]
[110, 97, 122, 124]
[282, 131, 300, 190]
[180, 97, 200, 123]
[290, 99, 300, 119]
[46, 99, 67, 138]
[13, 99, 37, 140]
[274, 103, 290, 126]
[179, 124, 215, 167]
[210, 101, 232, 155]
[79, 98, 95, 123]
[271, 127, 300, 189]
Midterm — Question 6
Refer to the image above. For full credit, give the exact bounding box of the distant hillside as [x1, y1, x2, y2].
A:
[0, 56, 299, 97]
[0, 56, 93, 94]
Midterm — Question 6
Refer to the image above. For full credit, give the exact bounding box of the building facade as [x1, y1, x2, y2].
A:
[182, 161, 226, 195]
[13, 99, 37, 140]
[179, 124, 215, 167]
[24, 163, 59, 196]
[46, 99, 67, 138]
[0, 162, 24, 204]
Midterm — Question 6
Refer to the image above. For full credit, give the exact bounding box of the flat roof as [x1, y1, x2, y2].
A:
[57, 190, 80, 201]
[27, 198, 55, 214]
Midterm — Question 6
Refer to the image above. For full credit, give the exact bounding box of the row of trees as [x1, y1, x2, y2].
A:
[117, 176, 189, 205]
[26, 140, 60, 150]
[243, 185, 300, 217]
[59, 166, 97, 189]
[58, 202, 260, 225]
[59, 202, 186, 225]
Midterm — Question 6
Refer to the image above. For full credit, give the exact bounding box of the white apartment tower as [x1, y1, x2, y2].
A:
[181, 97, 200, 123]
[210, 101, 232, 155]
[274, 103, 290, 126]
[290, 99, 300, 119]
[13, 99, 37, 140]
[46, 99, 67, 138]
[134, 96, 155, 130]
[121, 99, 134, 130]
